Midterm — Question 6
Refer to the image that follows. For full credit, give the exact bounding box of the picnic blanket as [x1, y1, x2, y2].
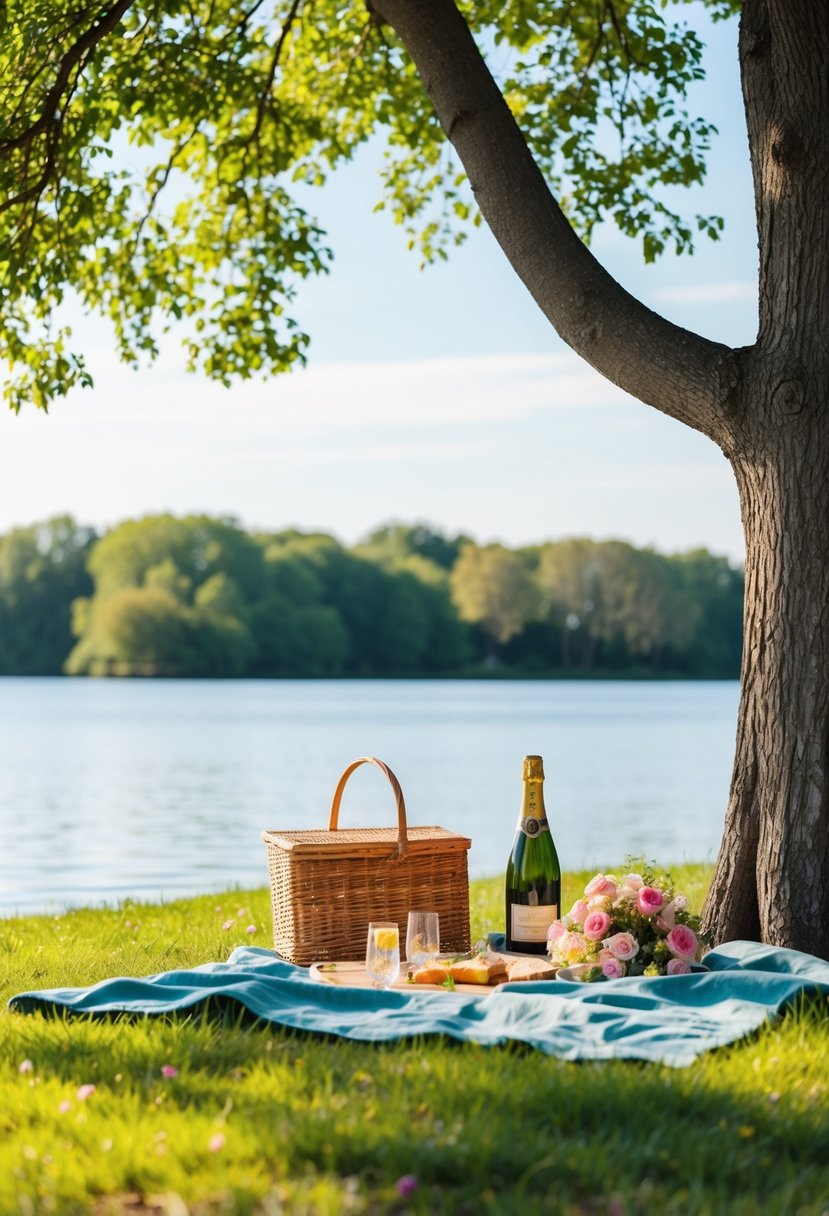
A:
[9, 940, 829, 1068]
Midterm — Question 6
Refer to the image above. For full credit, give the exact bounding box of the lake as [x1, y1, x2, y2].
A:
[0, 678, 739, 916]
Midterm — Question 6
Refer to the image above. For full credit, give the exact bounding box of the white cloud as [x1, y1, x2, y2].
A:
[651, 281, 757, 306]
[0, 348, 744, 560]
[18, 349, 631, 434]
[0, 350, 630, 535]
[217, 434, 490, 470]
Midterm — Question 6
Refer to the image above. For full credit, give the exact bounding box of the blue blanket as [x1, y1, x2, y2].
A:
[8, 940, 829, 1067]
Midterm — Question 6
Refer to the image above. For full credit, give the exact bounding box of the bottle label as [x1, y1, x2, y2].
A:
[510, 902, 559, 943]
[516, 815, 550, 838]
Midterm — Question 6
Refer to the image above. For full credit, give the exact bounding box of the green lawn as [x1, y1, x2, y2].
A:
[1, 867, 828, 1216]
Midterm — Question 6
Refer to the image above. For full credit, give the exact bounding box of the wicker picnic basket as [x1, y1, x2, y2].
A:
[262, 756, 472, 965]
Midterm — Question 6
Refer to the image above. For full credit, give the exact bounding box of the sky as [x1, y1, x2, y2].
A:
[0, 7, 756, 563]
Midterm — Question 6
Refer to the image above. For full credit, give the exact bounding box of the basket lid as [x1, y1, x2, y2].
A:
[262, 824, 472, 858]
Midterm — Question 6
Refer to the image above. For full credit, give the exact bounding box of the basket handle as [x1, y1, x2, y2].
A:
[328, 756, 409, 858]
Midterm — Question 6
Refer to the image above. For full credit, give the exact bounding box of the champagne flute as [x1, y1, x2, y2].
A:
[365, 922, 400, 988]
[406, 910, 440, 968]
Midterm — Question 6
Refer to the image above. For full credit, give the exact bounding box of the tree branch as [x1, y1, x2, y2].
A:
[131, 125, 203, 253]
[0, 0, 137, 159]
[249, 0, 305, 147]
[369, 0, 742, 446]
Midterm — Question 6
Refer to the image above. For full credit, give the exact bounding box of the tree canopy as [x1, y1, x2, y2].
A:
[2, 0, 735, 411]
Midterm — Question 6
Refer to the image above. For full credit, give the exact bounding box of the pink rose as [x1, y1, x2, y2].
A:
[666, 924, 698, 960]
[637, 887, 664, 916]
[583, 910, 612, 942]
[584, 873, 617, 901]
[547, 919, 566, 943]
[602, 958, 626, 979]
[604, 931, 639, 961]
[569, 900, 589, 925]
[587, 895, 612, 911]
[622, 873, 644, 890]
[597, 948, 616, 963]
[558, 930, 588, 964]
[614, 885, 640, 904]
[666, 958, 691, 975]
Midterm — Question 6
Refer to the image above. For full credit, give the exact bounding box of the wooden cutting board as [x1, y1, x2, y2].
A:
[309, 955, 556, 994]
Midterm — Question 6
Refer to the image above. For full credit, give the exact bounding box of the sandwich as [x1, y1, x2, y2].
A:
[410, 960, 452, 985]
[502, 957, 557, 983]
[410, 951, 508, 986]
[410, 950, 544, 987]
[448, 951, 508, 985]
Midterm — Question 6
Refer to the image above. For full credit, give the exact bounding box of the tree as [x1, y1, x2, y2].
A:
[67, 584, 198, 675]
[1, 1, 827, 954]
[671, 549, 744, 676]
[450, 542, 538, 661]
[67, 514, 263, 675]
[0, 516, 95, 673]
[356, 522, 471, 571]
[82, 514, 267, 605]
[536, 538, 606, 669]
[389, 555, 472, 672]
[249, 543, 350, 675]
[353, 534, 473, 669]
[601, 545, 698, 670]
[370, 1, 828, 956]
[532, 538, 737, 674]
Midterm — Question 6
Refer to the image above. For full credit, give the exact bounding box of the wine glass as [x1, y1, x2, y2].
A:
[365, 922, 400, 988]
[406, 910, 440, 968]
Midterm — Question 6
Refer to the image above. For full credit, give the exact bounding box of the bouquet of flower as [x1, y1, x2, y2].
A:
[547, 861, 708, 980]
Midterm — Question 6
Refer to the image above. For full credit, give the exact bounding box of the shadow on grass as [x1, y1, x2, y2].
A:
[7, 991, 829, 1216]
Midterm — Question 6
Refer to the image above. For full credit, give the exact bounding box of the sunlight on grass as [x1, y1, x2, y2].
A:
[1, 869, 828, 1215]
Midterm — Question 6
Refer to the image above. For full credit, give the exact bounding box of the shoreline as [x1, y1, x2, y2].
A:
[0, 670, 741, 682]
[0, 866, 716, 925]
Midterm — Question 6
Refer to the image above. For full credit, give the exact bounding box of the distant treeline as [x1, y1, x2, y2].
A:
[0, 515, 743, 678]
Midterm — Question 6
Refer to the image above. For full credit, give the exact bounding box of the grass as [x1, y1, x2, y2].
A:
[0, 866, 827, 1216]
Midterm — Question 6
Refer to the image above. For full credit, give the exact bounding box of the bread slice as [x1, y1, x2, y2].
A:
[503, 957, 557, 983]
[449, 952, 508, 985]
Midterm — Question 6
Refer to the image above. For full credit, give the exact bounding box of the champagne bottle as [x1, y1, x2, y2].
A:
[505, 755, 561, 954]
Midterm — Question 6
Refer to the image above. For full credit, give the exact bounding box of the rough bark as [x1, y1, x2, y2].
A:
[709, 433, 829, 956]
[372, 0, 829, 956]
[703, 0, 829, 955]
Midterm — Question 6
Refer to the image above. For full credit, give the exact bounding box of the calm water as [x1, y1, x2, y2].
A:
[0, 678, 739, 916]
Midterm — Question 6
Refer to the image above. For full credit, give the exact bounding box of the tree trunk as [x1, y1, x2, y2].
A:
[703, 0, 829, 954]
[374, 0, 829, 956]
[705, 425, 829, 955]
